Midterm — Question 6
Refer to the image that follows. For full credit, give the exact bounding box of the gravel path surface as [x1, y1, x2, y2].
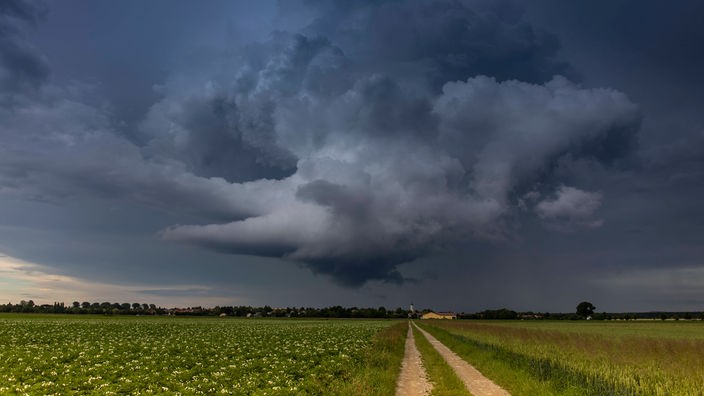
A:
[413, 322, 511, 396]
[395, 322, 433, 396]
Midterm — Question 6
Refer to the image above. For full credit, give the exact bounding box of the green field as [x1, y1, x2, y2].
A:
[418, 320, 704, 395]
[0, 314, 401, 395]
[5, 314, 703, 395]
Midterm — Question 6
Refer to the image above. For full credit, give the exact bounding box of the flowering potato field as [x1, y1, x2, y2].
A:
[419, 320, 704, 395]
[0, 315, 395, 395]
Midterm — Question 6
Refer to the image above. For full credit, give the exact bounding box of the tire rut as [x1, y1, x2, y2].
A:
[413, 322, 510, 396]
[395, 322, 433, 396]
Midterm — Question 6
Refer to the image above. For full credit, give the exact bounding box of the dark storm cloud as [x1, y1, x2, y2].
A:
[297, 0, 574, 87]
[0, 0, 48, 96]
[160, 27, 640, 285]
[0, 78, 290, 222]
[0, 0, 648, 288]
[141, 33, 351, 182]
[518, 0, 704, 294]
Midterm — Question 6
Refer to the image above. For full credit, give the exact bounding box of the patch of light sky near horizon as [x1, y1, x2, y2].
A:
[0, 252, 248, 307]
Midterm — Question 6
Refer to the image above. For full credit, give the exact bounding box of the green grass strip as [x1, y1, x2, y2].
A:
[417, 322, 590, 396]
[329, 321, 407, 396]
[413, 325, 471, 396]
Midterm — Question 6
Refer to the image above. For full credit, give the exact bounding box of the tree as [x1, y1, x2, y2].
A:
[576, 301, 595, 318]
[480, 308, 518, 320]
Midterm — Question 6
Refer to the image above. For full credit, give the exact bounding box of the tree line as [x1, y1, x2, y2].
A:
[0, 301, 413, 318]
[459, 308, 704, 321]
[2, 300, 702, 320]
[1, 300, 164, 315]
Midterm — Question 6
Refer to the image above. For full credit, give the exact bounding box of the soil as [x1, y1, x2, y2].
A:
[395, 322, 433, 396]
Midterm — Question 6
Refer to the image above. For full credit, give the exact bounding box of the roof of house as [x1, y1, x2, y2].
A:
[422, 311, 456, 316]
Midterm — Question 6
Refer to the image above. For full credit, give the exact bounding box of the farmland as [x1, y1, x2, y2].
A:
[418, 320, 704, 395]
[4, 314, 704, 395]
[0, 315, 401, 395]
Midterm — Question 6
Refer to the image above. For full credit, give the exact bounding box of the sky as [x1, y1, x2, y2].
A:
[0, 0, 702, 312]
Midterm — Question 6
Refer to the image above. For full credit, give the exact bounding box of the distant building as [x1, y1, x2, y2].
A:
[421, 311, 457, 320]
[169, 307, 204, 315]
[520, 313, 545, 320]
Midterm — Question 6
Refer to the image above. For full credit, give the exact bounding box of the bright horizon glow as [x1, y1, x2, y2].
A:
[0, 252, 244, 308]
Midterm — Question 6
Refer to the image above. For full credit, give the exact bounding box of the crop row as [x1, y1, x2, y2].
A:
[420, 320, 704, 395]
[0, 317, 392, 395]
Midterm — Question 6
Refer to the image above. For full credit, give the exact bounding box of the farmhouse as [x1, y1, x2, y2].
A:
[421, 311, 457, 320]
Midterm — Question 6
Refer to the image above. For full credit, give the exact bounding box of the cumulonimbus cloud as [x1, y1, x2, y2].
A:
[0, 0, 642, 286]
[157, 27, 640, 285]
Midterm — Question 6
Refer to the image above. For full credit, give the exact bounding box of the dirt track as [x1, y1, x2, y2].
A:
[395, 323, 433, 396]
[413, 322, 511, 396]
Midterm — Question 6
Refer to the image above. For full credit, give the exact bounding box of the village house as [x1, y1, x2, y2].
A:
[421, 311, 457, 320]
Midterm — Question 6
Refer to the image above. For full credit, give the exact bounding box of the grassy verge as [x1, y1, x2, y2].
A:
[417, 322, 588, 396]
[412, 325, 471, 396]
[330, 321, 407, 395]
[420, 320, 704, 395]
